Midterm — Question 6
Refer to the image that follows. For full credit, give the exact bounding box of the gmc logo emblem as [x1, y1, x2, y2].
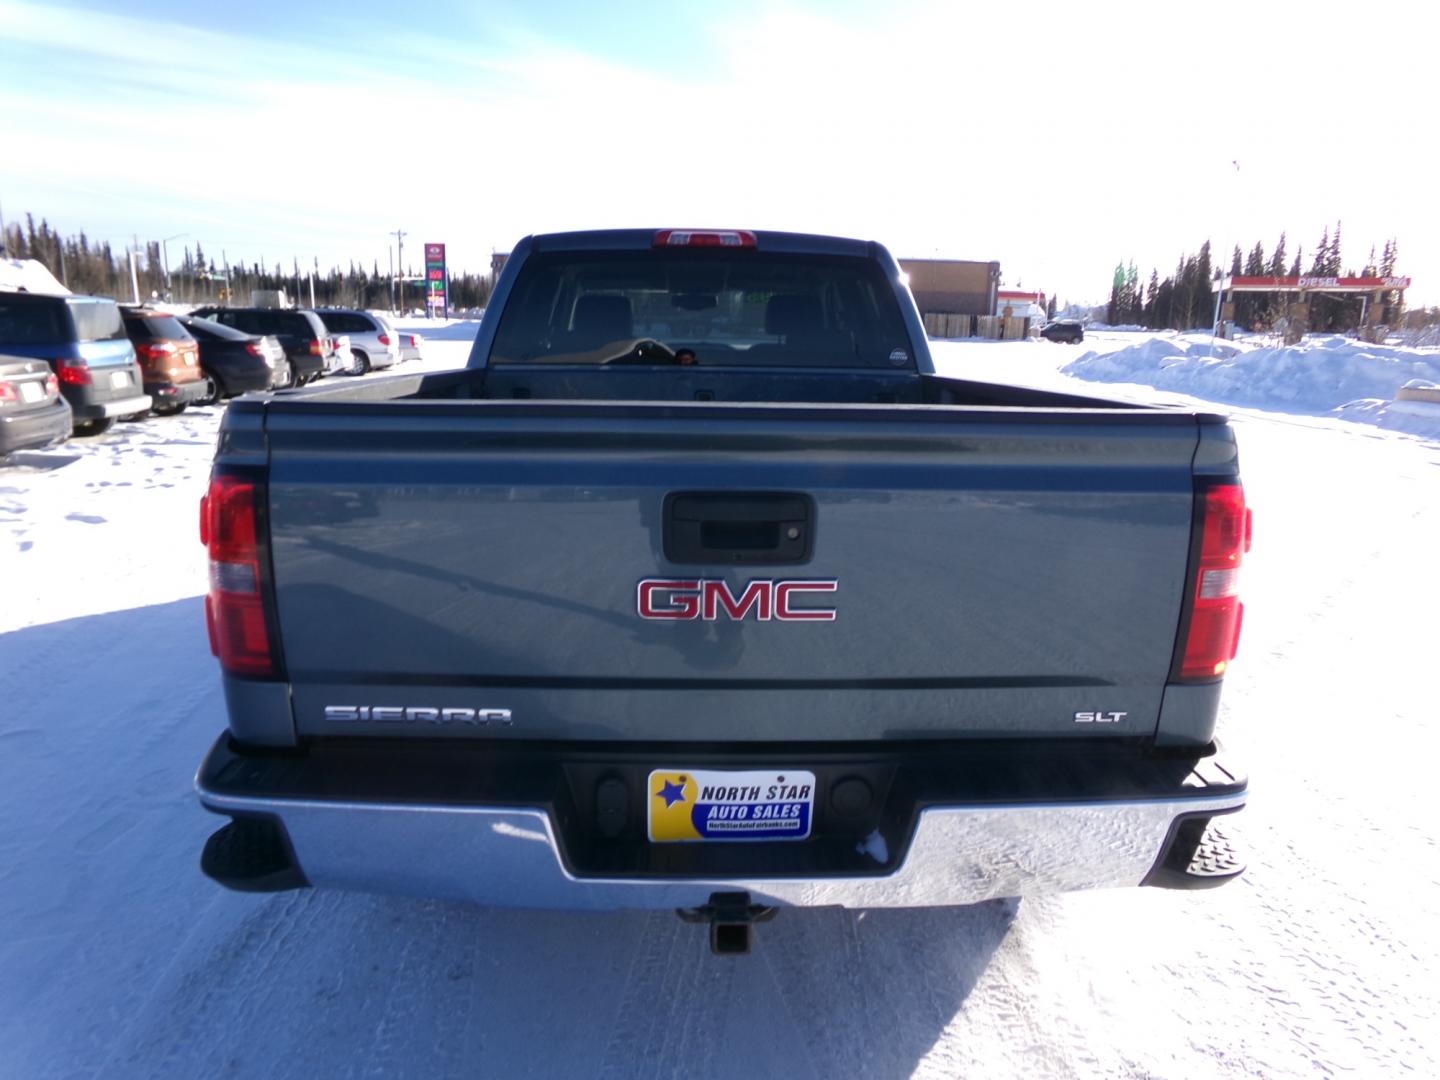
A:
[636, 579, 838, 621]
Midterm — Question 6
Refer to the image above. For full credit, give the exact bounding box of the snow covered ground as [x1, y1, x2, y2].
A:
[2, 322, 1438, 1078]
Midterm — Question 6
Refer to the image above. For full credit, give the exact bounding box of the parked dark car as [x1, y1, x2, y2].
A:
[1040, 319, 1085, 343]
[0, 292, 150, 436]
[177, 316, 291, 400]
[189, 307, 338, 385]
[120, 308, 211, 415]
[0, 355, 72, 458]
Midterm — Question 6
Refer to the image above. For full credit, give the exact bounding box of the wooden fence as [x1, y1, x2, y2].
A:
[922, 313, 1030, 340]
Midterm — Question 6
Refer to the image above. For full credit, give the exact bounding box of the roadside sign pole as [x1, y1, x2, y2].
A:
[424, 243, 447, 321]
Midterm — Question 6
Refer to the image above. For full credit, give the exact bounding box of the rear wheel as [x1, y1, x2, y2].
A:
[351, 351, 370, 376]
[196, 378, 222, 406]
[153, 403, 188, 417]
[72, 417, 115, 437]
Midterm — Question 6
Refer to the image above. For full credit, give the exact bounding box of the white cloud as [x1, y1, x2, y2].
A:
[1, 0, 1434, 304]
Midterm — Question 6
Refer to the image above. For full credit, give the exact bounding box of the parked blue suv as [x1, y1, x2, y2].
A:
[0, 292, 151, 435]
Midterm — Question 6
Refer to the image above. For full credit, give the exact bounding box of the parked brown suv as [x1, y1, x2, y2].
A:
[120, 308, 212, 415]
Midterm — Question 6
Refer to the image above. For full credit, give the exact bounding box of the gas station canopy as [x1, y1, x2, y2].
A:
[1215, 275, 1410, 294]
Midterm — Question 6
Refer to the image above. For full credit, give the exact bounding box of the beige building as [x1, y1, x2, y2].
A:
[898, 258, 1000, 317]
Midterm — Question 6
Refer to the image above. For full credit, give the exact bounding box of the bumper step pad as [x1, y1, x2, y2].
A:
[201, 817, 309, 893]
[1143, 814, 1245, 890]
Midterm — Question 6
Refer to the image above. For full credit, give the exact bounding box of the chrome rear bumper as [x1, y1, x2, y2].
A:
[196, 783, 1246, 909]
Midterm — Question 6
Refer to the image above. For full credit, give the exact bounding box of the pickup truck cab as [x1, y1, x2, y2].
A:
[195, 229, 1250, 951]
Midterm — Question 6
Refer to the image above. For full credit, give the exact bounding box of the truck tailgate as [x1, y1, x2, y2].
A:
[264, 401, 1200, 742]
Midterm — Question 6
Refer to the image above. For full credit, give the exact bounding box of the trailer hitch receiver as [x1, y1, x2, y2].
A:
[676, 891, 778, 955]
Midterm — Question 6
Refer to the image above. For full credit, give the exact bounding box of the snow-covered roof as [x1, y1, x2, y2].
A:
[0, 258, 70, 295]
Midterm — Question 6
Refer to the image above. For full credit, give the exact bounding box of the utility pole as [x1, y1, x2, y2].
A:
[127, 247, 140, 304]
[390, 228, 406, 313]
[388, 246, 395, 312]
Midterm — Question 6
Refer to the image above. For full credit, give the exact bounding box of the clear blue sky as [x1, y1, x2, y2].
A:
[2, 0, 1434, 305]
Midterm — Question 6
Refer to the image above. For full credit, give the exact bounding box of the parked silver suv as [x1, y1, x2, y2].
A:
[314, 309, 400, 375]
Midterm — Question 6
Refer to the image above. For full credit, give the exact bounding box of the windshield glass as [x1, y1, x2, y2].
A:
[491, 251, 912, 367]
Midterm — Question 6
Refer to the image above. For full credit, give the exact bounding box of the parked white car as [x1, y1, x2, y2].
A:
[314, 309, 401, 375]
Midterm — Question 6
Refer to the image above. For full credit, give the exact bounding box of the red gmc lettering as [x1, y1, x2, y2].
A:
[637, 579, 837, 621]
[636, 579, 701, 619]
[702, 579, 772, 621]
[774, 580, 838, 621]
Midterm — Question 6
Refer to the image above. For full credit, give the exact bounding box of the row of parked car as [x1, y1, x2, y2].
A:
[0, 292, 426, 459]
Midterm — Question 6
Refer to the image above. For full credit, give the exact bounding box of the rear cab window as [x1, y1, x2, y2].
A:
[490, 251, 913, 368]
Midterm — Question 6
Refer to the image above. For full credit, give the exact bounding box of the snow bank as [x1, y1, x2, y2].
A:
[1065, 334, 1440, 438]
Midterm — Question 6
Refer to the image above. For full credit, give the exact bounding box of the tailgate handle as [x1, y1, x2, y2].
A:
[664, 492, 814, 565]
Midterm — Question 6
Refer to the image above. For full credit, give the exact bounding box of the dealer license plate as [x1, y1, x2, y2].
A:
[647, 768, 815, 842]
[110, 370, 129, 389]
[19, 381, 44, 403]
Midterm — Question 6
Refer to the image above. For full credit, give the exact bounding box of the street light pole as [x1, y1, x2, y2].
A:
[161, 233, 187, 300]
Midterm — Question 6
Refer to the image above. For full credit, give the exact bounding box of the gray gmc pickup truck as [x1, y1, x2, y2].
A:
[195, 229, 1251, 953]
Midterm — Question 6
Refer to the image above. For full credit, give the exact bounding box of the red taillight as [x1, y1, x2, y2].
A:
[201, 473, 276, 678]
[245, 342, 265, 357]
[1176, 481, 1250, 681]
[0, 381, 16, 404]
[653, 229, 757, 248]
[377, 333, 391, 346]
[136, 341, 176, 360]
[309, 338, 324, 356]
[57, 358, 91, 385]
[46, 374, 59, 396]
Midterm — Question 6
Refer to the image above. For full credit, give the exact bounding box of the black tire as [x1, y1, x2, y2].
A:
[72, 417, 115, 437]
[351, 351, 370, 376]
[153, 404, 188, 417]
[196, 378, 223, 406]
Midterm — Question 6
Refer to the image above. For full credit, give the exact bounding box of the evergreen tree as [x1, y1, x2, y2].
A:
[1241, 242, 1266, 328]
[1268, 233, 1286, 277]
[1380, 239, 1403, 324]
[1309, 228, 1329, 274]
[1196, 241, 1214, 329]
